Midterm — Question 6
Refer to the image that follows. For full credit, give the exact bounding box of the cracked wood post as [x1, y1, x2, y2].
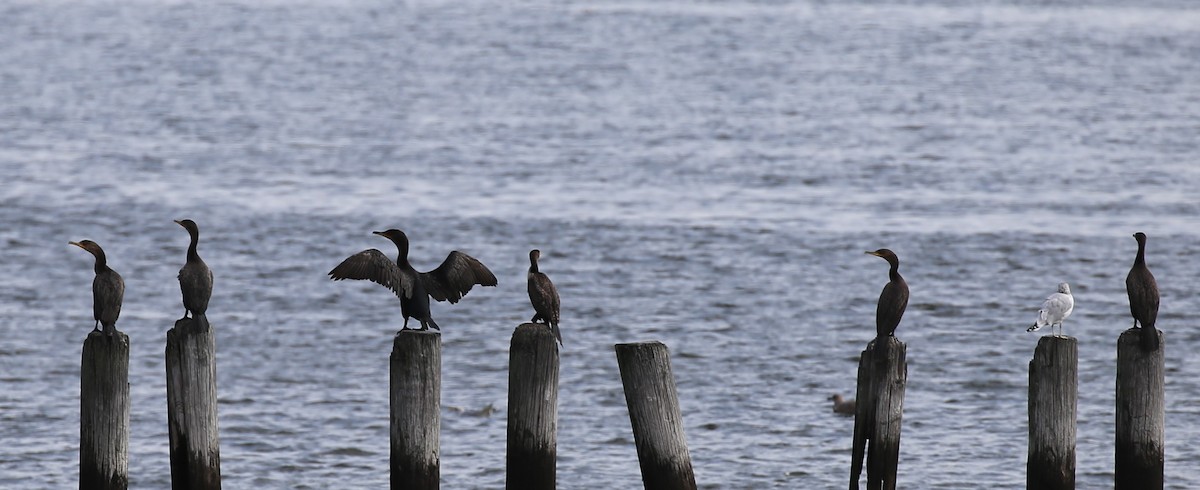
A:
[166, 318, 221, 489]
[505, 323, 560, 490]
[1027, 335, 1077, 490]
[850, 336, 906, 490]
[1115, 328, 1164, 490]
[80, 331, 130, 490]
[391, 330, 440, 489]
[615, 341, 697, 490]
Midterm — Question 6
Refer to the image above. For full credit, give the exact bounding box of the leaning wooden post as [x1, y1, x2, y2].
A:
[165, 318, 221, 489]
[849, 337, 907, 490]
[81, 331, 130, 490]
[615, 341, 697, 490]
[1027, 336, 1077, 490]
[391, 330, 441, 490]
[1115, 328, 1164, 490]
[505, 323, 560, 490]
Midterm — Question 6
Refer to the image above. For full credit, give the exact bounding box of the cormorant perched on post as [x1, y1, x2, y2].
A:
[1126, 232, 1160, 352]
[1027, 282, 1074, 337]
[527, 249, 562, 346]
[329, 229, 497, 333]
[175, 219, 213, 324]
[70, 240, 125, 336]
[866, 249, 909, 358]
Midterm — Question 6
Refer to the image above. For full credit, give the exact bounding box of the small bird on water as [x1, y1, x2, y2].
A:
[175, 219, 213, 325]
[527, 249, 562, 346]
[866, 249, 909, 359]
[70, 240, 125, 336]
[1027, 282, 1074, 337]
[1125, 232, 1160, 352]
[829, 394, 856, 416]
[329, 229, 497, 333]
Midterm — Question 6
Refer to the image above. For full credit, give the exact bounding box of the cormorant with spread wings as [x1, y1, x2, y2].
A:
[329, 229, 497, 333]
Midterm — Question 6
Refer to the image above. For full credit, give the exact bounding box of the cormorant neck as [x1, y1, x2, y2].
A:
[887, 259, 901, 282]
[529, 256, 539, 274]
[186, 231, 201, 262]
[1135, 240, 1146, 265]
[393, 238, 410, 267]
[92, 249, 108, 273]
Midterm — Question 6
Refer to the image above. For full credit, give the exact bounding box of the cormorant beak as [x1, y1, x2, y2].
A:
[865, 251, 878, 257]
[69, 241, 84, 249]
[174, 219, 183, 226]
[372, 231, 385, 237]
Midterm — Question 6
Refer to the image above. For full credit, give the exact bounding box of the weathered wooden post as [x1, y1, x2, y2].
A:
[505, 323, 560, 490]
[1027, 336, 1077, 490]
[80, 331, 130, 490]
[1115, 328, 1164, 490]
[165, 318, 221, 489]
[615, 341, 697, 490]
[391, 330, 441, 490]
[850, 337, 907, 490]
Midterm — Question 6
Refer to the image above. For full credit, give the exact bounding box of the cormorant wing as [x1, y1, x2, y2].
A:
[528, 272, 560, 322]
[94, 270, 125, 324]
[421, 251, 497, 303]
[329, 249, 413, 299]
[876, 280, 910, 333]
[1127, 268, 1160, 321]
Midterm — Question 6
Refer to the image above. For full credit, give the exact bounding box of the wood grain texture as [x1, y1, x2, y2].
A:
[505, 323, 560, 490]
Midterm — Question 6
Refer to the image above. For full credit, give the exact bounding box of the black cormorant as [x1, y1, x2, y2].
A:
[329, 229, 497, 333]
[866, 249, 909, 358]
[1126, 232, 1160, 351]
[527, 249, 562, 346]
[175, 219, 213, 322]
[70, 240, 125, 336]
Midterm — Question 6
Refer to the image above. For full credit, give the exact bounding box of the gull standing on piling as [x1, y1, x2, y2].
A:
[1126, 232, 1160, 351]
[175, 219, 213, 324]
[866, 249, 909, 358]
[1027, 282, 1074, 337]
[527, 249, 562, 345]
[70, 240, 125, 336]
[329, 229, 498, 333]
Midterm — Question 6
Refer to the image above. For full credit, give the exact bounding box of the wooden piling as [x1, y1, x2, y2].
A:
[505, 323, 560, 490]
[849, 336, 907, 490]
[1115, 328, 1164, 490]
[614, 341, 697, 490]
[1027, 336, 1077, 490]
[165, 318, 221, 490]
[80, 331, 130, 490]
[390, 330, 441, 490]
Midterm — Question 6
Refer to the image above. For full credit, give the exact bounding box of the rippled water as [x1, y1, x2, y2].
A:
[2, 0, 1199, 488]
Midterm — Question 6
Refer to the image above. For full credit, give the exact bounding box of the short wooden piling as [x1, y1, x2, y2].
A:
[615, 341, 697, 490]
[390, 330, 441, 490]
[849, 337, 907, 490]
[165, 318, 221, 490]
[80, 331, 130, 490]
[505, 323, 560, 490]
[1115, 328, 1164, 490]
[1027, 336, 1077, 490]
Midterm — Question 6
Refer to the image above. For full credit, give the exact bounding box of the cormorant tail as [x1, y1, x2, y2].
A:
[1140, 326, 1159, 352]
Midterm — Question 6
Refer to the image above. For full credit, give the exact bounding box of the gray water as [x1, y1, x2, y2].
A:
[2, 0, 1199, 488]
